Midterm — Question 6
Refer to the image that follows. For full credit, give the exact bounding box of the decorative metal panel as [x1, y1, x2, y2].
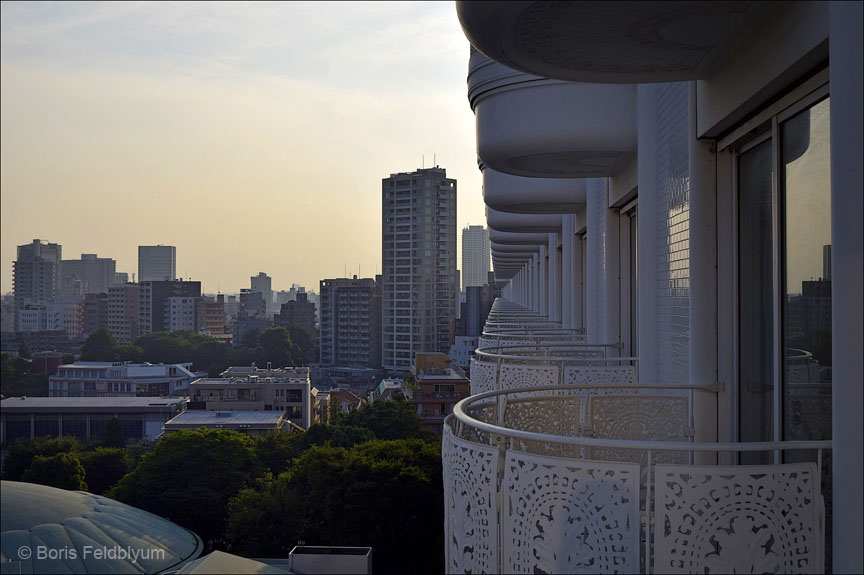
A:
[654, 462, 823, 574]
[504, 396, 582, 458]
[503, 451, 641, 574]
[590, 394, 689, 465]
[443, 425, 500, 574]
[470, 358, 498, 395]
[498, 363, 560, 393]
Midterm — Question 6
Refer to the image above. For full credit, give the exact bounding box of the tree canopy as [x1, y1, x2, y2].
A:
[21, 452, 88, 491]
[107, 428, 262, 547]
[80, 329, 119, 361]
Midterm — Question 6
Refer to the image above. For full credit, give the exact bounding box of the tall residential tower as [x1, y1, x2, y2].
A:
[138, 245, 176, 282]
[381, 167, 457, 372]
[461, 225, 491, 289]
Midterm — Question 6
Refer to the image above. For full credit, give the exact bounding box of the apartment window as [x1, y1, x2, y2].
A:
[733, 86, 831, 462]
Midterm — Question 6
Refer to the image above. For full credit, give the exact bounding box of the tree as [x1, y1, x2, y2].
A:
[80, 329, 118, 361]
[21, 452, 87, 491]
[116, 345, 144, 363]
[255, 429, 303, 476]
[0, 353, 48, 397]
[300, 424, 375, 450]
[226, 439, 444, 575]
[103, 417, 125, 448]
[258, 327, 299, 367]
[79, 447, 131, 494]
[2, 436, 80, 481]
[107, 428, 262, 548]
[61, 353, 76, 364]
[287, 326, 318, 365]
[337, 400, 425, 440]
[17, 341, 31, 359]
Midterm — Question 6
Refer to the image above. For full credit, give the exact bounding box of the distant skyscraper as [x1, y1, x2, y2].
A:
[138, 245, 176, 282]
[61, 253, 117, 296]
[251, 272, 273, 315]
[319, 276, 382, 368]
[461, 225, 491, 289]
[381, 167, 457, 372]
[13, 239, 62, 329]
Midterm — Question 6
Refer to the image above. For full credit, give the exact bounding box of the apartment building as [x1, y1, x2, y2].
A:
[444, 2, 863, 573]
[107, 283, 140, 345]
[319, 276, 382, 368]
[381, 167, 458, 372]
[60, 253, 117, 296]
[13, 239, 62, 329]
[461, 225, 491, 289]
[139, 280, 201, 335]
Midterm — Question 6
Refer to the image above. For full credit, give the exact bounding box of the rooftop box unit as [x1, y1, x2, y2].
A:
[288, 546, 372, 574]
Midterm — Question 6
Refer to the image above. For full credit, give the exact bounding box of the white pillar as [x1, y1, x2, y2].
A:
[637, 84, 659, 385]
[688, 81, 718, 462]
[574, 233, 584, 330]
[604, 189, 620, 349]
[562, 216, 575, 328]
[531, 254, 539, 312]
[539, 245, 548, 317]
[586, 183, 600, 341]
[830, 3, 864, 572]
[548, 233, 561, 323]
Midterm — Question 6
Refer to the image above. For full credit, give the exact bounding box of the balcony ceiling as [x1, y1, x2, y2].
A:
[458, 1, 770, 83]
[490, 229, 551, 245]
[487, 207, 562, 233]
[484, 168, 586, 214]
[491, 243, 542, 254]
[470, 52, 636, 178]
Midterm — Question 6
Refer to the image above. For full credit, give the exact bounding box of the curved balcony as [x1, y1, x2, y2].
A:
[443, 386, 830, 574]
[489, 229, 550, 246]
[469, 50, 636, 178]
[487, 208, 562, 233]
[458, 1, 771, 83]
[484, 168, 587, 214]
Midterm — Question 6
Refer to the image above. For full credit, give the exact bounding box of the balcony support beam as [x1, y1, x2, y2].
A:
[689, 81, 719, 463]
[548, 233, 561, 323]
[538, 246, 548, 317]
[829, 2, 864, 571]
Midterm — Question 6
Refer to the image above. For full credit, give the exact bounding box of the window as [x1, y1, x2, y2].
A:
[734, 88, 831, 463]
[619, 201, 638, 357]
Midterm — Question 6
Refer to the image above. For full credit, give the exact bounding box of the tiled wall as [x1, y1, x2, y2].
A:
[655, 83, 690, 385]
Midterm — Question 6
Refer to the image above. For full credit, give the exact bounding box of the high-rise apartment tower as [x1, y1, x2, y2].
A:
[381, 167, 457, 372]
[461, 225, 491, 289]
[13, 239, 62, 329]
[319, 276, 382, 368]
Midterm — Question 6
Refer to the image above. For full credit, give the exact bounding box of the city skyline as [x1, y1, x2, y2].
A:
[0, 2, 486, 295]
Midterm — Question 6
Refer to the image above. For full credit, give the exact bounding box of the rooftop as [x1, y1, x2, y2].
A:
[165, 410, 285, 426]
[1, 396, 187, 412]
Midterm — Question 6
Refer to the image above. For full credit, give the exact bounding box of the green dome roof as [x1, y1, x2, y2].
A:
[1, 481, 203, 574]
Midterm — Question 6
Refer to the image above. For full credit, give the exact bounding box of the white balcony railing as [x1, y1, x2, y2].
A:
[444, 385, 831, 574]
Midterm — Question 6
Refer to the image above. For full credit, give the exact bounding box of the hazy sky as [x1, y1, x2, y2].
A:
[1, 1, 484, 294]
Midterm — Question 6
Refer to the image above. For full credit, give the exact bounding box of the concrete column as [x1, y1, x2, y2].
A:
[688, 81, 718, 462]
[531, 254, 539, 312]
[830, 3, 863, 572]
[539, 245, 548, 317]
[562, 216, 575, 328]
[637, 84, 659, 386]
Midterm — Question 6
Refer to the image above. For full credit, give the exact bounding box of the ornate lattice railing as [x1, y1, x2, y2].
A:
[443, 385, 831, 575]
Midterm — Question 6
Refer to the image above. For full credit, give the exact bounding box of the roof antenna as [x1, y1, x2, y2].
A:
[422, 154, 424, 169]
[434, 153, 436, 167]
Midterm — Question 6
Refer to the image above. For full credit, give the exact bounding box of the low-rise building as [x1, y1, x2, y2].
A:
[368, 378, 412, 403]
[448, 335, 479, 373]
[0, 396, 186, 445]
[329, 389, 365, 415]
[48, 361, 198, 398]
[189, 366, 313, 430]
[163, 410, 298, 436]
[411, 352, 470, 434]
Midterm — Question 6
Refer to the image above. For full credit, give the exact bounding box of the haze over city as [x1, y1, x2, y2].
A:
[1, 1, 485, 294]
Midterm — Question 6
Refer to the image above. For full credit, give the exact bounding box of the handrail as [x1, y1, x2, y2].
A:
[450, 384, 832, 453]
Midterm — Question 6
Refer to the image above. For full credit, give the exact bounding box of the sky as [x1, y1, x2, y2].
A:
[0, 1, 485, 295]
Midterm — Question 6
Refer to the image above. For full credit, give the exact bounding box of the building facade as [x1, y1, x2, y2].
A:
[60, 253, 117, 297]
[13, 239, 62, 329]
[319, 276, 381, 368]
[461, 225, 491, 289]
[139, 280, 201, 335]
[48, 361, 197, 397]
[137, 245, 176, 282]
[250, 272, 273, 315]
[444, 3, 863, 573]
[107, 283, 140, 345]
[275, 291, 316, 335]
[381, 167, 458, 372]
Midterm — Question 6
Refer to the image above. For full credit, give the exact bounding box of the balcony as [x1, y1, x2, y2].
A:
[468, 50, 635, 178]
[444, 298, 832, 574]
[444, 387, 829, 574]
